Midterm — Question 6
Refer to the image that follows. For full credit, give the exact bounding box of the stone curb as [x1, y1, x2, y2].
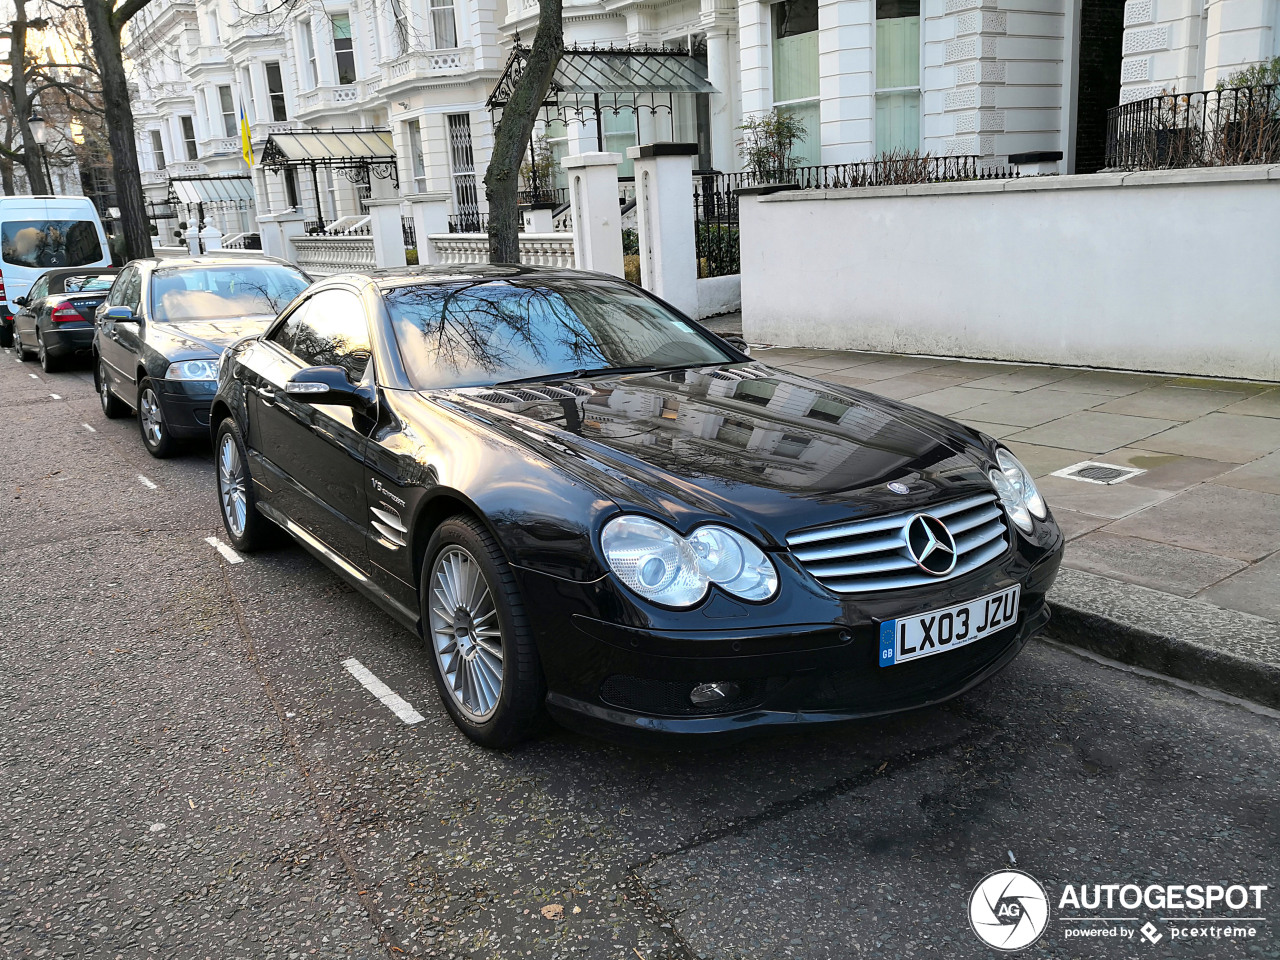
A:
[1047, 568, 1280, 710]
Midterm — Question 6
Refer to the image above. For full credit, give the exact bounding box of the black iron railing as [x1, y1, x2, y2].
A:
[223, 233, 261, 250]
[518, 186, 569, 207]
[448, 212, 488, 233]
[347, 222, 372, 236]
[1106, 84, 1280, 170]
[693, 171, 747, 278]
[792, 155, 1015, 189]
[402, 216, 417, 247]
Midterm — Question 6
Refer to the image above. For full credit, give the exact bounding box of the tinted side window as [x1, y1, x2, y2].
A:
[106, 268, 133, 307]
[28, 277, 48, 301]
[268, 299, 307, 355]
[123, 270, 143, 313]
[286, 289, 371, 383]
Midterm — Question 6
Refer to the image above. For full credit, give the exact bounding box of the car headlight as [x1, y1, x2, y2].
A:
[989, 448, 1047, 533]
[600, 515, 778, 607]
[166, 358, 220, 381]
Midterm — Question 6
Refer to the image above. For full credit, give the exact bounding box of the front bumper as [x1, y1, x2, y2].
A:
[520, 530, 1063, 741]
[154, 377, 219, 439]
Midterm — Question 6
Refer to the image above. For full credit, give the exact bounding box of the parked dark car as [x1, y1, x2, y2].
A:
[10, 267, 119, 371]
[211, 267, 1063, 747]
[94, 255, 311, 457]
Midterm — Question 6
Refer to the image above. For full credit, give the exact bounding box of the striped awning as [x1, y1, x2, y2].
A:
[261, 129, 395, 167]
[169, 176, 255, 205]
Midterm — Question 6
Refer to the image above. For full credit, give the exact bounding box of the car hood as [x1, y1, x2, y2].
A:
[444, 362, 999, 545]
[151, 316, 274, 359]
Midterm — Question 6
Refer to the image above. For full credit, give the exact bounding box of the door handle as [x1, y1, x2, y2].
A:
[257, 386, 277, 404]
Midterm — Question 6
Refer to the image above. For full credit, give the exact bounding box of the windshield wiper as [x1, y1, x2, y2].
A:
[495, 364, 677, 387]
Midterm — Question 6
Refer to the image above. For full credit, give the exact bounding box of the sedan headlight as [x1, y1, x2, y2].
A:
[988, 448, 1047, 533]
[166, 358, 220, 381]
[600, 515, 778, 607]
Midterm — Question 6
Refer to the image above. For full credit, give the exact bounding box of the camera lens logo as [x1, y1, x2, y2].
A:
[969, 870, 1051, 951]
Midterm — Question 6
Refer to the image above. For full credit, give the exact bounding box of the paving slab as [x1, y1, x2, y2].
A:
[956, 419, 1024, 439]
[857, 372, 970, 400]
[1050, 507, 1111, 541]
[785, 353, 883, 372]
[1218, 387, 1280, 419]
[1139, 411, 1280, 463]
[1052, 370, 1169, 397]
[1211, 450, 1280, 495]
[902, 385, 1017, 416]
[836, 356, 951, 380]
[956, 386, 1105, 427]
[1033, 473, 1176, 520]
[1062, 532, 1246, 598]
[1169, 375, 1273, 395]
[1198, 551, 1280, 621]
[958, 367, 1079, 392]
[1091, 385, 1249, 421]
[1001, 441, 1092, 478]
[1007, 411, 1180, 454]
[1100, 448, 1235, 491]
[1105, 483, 1280, 562]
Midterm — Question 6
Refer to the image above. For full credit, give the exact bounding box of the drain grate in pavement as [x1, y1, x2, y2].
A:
[1051, 461, 1146, 485]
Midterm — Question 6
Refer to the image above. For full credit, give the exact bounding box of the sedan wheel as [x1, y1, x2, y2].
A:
[97, 359, 128, 418]
[421, 516, 545, 747]
[429, 546, 506, 721]
[218, 433, 249, 538]
[137, 380, 178, 458]
[37, 333, 59, 373]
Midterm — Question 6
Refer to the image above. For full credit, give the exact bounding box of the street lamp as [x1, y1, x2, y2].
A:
[27, 112, 53, 192]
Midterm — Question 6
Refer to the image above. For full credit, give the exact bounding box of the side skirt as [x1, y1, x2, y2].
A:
[257, 500, 421, 635]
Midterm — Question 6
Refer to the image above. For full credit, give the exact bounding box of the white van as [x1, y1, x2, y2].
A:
[0, 196, 112, 341]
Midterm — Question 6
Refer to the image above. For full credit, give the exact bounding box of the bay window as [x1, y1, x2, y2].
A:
[875, 0, 921, 154]
[771, 0, 821, 166]
[430, 0, 457, 48]
[332, 13, 356, 84]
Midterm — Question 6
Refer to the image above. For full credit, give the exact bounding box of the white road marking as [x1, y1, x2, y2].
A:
[82, 423, 97, 433]
[204, 536, 243, 565]
[341, 658, 426, 725]
[28, 373, 38, 379]
[137, 474, 157, 489]
[49, 393, 61, 400]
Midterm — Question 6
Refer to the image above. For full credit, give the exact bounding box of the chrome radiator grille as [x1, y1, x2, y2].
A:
[786, 492, 1009, 594]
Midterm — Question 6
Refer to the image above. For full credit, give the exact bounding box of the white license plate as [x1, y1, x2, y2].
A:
[878, 585, 1021, 668]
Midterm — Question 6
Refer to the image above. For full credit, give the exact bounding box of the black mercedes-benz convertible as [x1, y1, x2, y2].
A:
[210, 266, 1062, 747]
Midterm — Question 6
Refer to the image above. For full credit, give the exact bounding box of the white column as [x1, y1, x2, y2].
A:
[406, 190, 454, 264]
[706, 27, 736, 171]
[277, 211, 308, 265]
[627, 143, 698, 316]
[200, 224, 224, 251]
[258, 213, 286, 259]
[561, 152, 625, 278]
[367, 198, 408, 267]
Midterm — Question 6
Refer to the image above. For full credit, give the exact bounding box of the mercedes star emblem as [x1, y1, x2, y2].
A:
[888, 481, 911, 494]
[905, 514, 957, 575]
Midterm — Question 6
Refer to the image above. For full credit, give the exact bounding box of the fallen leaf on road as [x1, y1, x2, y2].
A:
[572, 905, 582, 914]
[541, 904, 563, 920]
[876, 762, 887, 773]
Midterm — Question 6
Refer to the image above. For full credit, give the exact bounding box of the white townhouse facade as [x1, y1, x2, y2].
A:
[125, 0, 1280, 246]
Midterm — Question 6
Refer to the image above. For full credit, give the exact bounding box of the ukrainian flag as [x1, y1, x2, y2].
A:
[240, 103, 253, 169]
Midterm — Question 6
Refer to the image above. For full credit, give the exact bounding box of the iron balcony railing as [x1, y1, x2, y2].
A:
[402, 216, 417, 247]
[791, 155, 1016, 190]
[1106, 84, 1280, 170]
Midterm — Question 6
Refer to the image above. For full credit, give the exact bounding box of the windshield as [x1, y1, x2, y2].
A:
[385, 278, 734, 390]
[150, 264, 310, 323]
[1, 220, 103, 269]
[62, 272, 116, 293]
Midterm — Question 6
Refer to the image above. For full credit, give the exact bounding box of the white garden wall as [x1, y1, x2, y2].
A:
[740, 165, 1280, 381]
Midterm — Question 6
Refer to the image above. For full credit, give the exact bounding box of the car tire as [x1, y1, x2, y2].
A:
[95, 357, 128, 419]
[215, 418, 275, 552]
[13, 329, 30, 361]
[0, 322, 12, 348]
[37, 333, 60, 373]
[420, 515, 546, 748]
[137, 378, 179, 458]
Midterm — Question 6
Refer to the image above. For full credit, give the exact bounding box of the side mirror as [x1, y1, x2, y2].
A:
[103, 306, 136, 322]
[285, 365, 373, 408]
[13, 296, 27, 307]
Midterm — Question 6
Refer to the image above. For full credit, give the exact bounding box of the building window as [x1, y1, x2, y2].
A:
[430, 0, 457, 48]
[265, 62, 288, 121]
[406, 118, 427, 193]
[284, 168, 300, 209]
[180, 116, 198, 160]
[240, 68, 256, 122]
[875, 0, 921, 154]
[332, 13, 356, 84]
[218, 85, 236, 138]
[446, 113, 480, 227]
[771, 0, 821, 166]
[301, 21, 319, 89]
[388, 0, 410, 56]
[149, 130, 166, 171]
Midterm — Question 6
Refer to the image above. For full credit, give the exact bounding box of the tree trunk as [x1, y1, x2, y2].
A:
[483, 0, 563, 264]
[83, 0, 153, 260]
[8, 0, 48, 194]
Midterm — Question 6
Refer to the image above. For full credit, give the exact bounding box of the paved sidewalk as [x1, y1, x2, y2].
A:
[707, 312, 1280, 704]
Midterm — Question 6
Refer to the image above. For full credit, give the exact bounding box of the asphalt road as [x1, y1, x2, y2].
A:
[1, 351, 1276, 960]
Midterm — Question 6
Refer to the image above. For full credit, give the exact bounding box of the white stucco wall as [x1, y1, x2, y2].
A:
[740, 166, 1280, 380]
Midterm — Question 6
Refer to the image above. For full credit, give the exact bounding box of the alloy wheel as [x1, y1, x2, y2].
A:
[218, 434, 248, 538]
[36, 335, 45, 367]
[98, 362, 112, 412]
[140, 387, 164, 447]
[428, 546, 505, 721]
